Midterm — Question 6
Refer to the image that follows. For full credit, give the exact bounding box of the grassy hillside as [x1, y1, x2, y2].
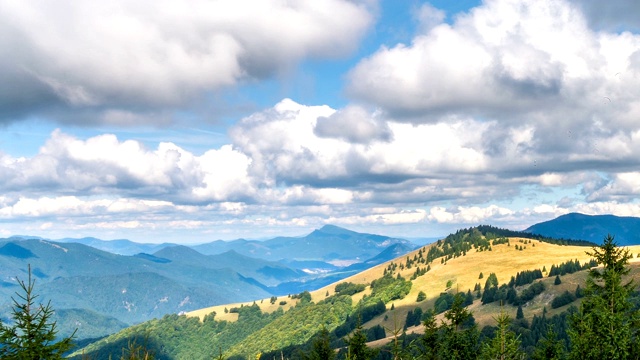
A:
[71, 228, 640, 359]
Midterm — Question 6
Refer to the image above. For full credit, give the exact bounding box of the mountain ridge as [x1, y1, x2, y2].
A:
[525, 212, 640, 246]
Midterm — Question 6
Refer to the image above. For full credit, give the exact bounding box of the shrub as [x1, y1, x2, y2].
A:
[551, 290, 576, 309]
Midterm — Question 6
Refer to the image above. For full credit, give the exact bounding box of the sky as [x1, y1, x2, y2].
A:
[1, 0, 640, 243]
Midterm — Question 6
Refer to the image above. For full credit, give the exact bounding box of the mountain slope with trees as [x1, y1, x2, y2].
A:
[70, 226, 640, 359]
[0, 225, 417, 343]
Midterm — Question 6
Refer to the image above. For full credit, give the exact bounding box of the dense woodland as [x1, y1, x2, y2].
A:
[1, 228, 639, 359]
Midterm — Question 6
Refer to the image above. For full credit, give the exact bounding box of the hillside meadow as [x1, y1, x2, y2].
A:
[73, 230, 640, 358]
[187, 237, 640, 344]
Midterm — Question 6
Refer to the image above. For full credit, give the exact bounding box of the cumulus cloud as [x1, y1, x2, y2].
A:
[314, 105, 392, 144]
[0, 0, 374, 124]
[574, 0, 640, 31]
[231, 99, 495, 190]
[0, 130, 253, 203]
[3, 0, 640, 241]
[414, 3, 446, 34]
[347, 0, 640, 130]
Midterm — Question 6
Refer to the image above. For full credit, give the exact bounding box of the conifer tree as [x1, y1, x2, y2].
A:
[309, 327, 334, 360]
[420, 311, 439, 360]
[0, 265, 76, 359]
[531, 326, 565, 360]
[554, 275, 562, 285]
[346, 320, 376, 360]
[568, 234, 638, 360]
[439, 293, 479, 360]
[479, 308, 524, 360]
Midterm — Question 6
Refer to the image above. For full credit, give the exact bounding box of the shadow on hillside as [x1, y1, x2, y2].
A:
[69, 336, 172, 360]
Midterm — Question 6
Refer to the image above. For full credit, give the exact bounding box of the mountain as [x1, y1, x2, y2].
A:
[192, 224, 415, 262]
[153, 246, 307, 286]
[72, 226, 640, 360]
[268, 242, 416, 294]
[55, 237, 178, 255]
[0, 238, 271, 340]
[525, 212, 640, 246]
[0, 225, 417, 342]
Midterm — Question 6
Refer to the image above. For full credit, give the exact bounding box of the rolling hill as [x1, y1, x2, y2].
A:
[71, 226, 640, 359]
[525, 212, 640, 246]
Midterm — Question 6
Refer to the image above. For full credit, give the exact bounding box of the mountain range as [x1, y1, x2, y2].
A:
[0, 225, 414, 341]
[3, 213, 640, 344]
[69, 225, 640, 359]
[525, 212, 640, 246]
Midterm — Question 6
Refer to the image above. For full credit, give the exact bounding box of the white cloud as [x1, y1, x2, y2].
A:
[347, 0, 640, 133]
[0, 0, 374, 123]
[314, 106, 392, 144]
[0, 130, 254, 203]
[426, 205, 515, 224]
[414, 3, 445, 34]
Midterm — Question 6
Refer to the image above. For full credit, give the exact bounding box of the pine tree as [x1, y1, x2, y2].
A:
[554, 275, 562, 285]
[421, 311, 439, 360]
[309, 327, 334, 360]
[479, 308, 525, 360]
[516, 305, 524, 320]
[346, 321, 376, 360]
[568, 234, 638, 360]
[531, 326, 565, 360]
[439, 293, 480, 359]
[0, 265, 76, 359]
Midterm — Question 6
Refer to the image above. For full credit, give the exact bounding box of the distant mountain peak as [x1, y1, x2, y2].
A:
[316, 224, 353, 233]
[526, 212, 640, 246]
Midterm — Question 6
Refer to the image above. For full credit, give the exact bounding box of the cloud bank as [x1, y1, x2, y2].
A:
[0, 0, 373, 124]
[1, 0, 640, 241]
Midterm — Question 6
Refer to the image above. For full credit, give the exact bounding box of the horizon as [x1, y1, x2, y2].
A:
[1, 212, 601, 244]
[2, 0, 640, 243]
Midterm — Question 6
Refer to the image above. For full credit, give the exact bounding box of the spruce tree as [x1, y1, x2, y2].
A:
[0, 265, 76, 359]
[421, 311, 439, 360]
[479, 308, 524, 360]
[531, 326, 565, 360]
[345, 321, 376, 360]
[568, 234, 638, 360]
[309, 327, 334, 360]
[439, 293, 480, 360]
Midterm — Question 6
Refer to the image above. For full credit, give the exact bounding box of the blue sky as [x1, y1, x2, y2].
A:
[1, 0, 640, 243]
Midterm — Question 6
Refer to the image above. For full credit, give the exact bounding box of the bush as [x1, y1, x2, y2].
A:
[417, 291, 427, 302]
[513, 281, 546, 305]
[551, 290, 576, 309]
[434, 293, 455, 314]
[334, 282, 366, 296]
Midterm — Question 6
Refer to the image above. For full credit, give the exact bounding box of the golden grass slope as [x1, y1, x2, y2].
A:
[188, 238, 640, 327]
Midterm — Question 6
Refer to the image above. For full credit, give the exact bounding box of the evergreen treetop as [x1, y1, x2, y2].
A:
[0, 265, 76, 359]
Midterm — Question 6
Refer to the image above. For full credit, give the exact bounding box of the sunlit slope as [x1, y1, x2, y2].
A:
[189, 238, 640, 323]
[75, 230, 640, 359]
